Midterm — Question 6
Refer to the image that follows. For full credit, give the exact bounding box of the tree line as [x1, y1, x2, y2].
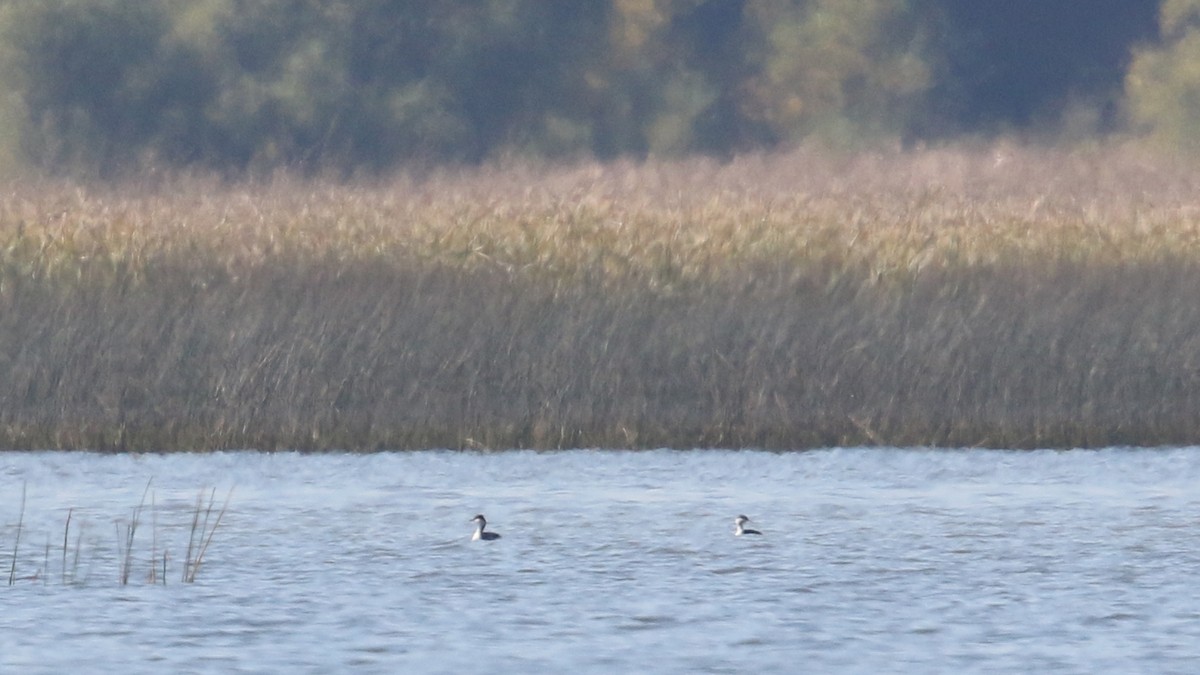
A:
[0, 0, 1194, 174]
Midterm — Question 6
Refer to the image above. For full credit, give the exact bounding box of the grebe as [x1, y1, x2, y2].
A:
[734, 515, 762, 536]
[470, 514, 501, 541]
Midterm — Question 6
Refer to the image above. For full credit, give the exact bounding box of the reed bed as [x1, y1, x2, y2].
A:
[2, 142, 1200, 450]
[4, 483, 231, 585]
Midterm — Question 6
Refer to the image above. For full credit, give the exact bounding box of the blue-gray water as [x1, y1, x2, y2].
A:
[3, 448, 1200, 673]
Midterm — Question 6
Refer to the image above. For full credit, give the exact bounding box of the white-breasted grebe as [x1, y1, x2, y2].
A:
[470, 514, 501, 541]
[734, 515, 762, 536]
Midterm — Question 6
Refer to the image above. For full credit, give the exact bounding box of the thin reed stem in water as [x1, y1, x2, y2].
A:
[61, 508, 72, 585]
[184, 487, 232, 583]
[113, 522, 121, 583]
[9, 481, 25, 586]
[148, 491, 157, 585]
[183, 493, 200, 582]
[3, 481, 226, 588]
[71, 521, 85, 584]
[119, 478, 153, 585]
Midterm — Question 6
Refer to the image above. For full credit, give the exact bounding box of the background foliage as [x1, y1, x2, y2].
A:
[0, 0, 1180, 173]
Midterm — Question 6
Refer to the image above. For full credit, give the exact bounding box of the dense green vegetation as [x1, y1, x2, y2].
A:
[0, 0, 1181, 174]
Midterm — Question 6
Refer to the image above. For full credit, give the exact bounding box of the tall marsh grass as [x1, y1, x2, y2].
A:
[2, 143, 1200, 449]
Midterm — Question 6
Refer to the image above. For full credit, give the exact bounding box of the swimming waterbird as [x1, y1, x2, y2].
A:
[734, 515, 762, 536]
[470, 514, 501, 541]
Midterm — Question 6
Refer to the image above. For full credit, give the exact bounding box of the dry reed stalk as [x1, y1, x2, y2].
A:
[71, 520, 85, 584]
[117, 478, 152, 585]
[183, 487, 231, 583]
[147, 490, 158, 585]
[8, 481, 24, 585]
[60, 508, 72, 584]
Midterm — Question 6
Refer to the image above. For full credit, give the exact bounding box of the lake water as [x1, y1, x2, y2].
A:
[2, 448, 1200, 673]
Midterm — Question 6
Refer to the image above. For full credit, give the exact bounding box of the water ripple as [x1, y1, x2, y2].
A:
[2, 448, 1200, 672]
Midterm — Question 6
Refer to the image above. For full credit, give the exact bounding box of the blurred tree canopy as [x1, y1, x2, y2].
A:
[1127, 0, 1200, 150]
[0, 0, 1172, 174]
